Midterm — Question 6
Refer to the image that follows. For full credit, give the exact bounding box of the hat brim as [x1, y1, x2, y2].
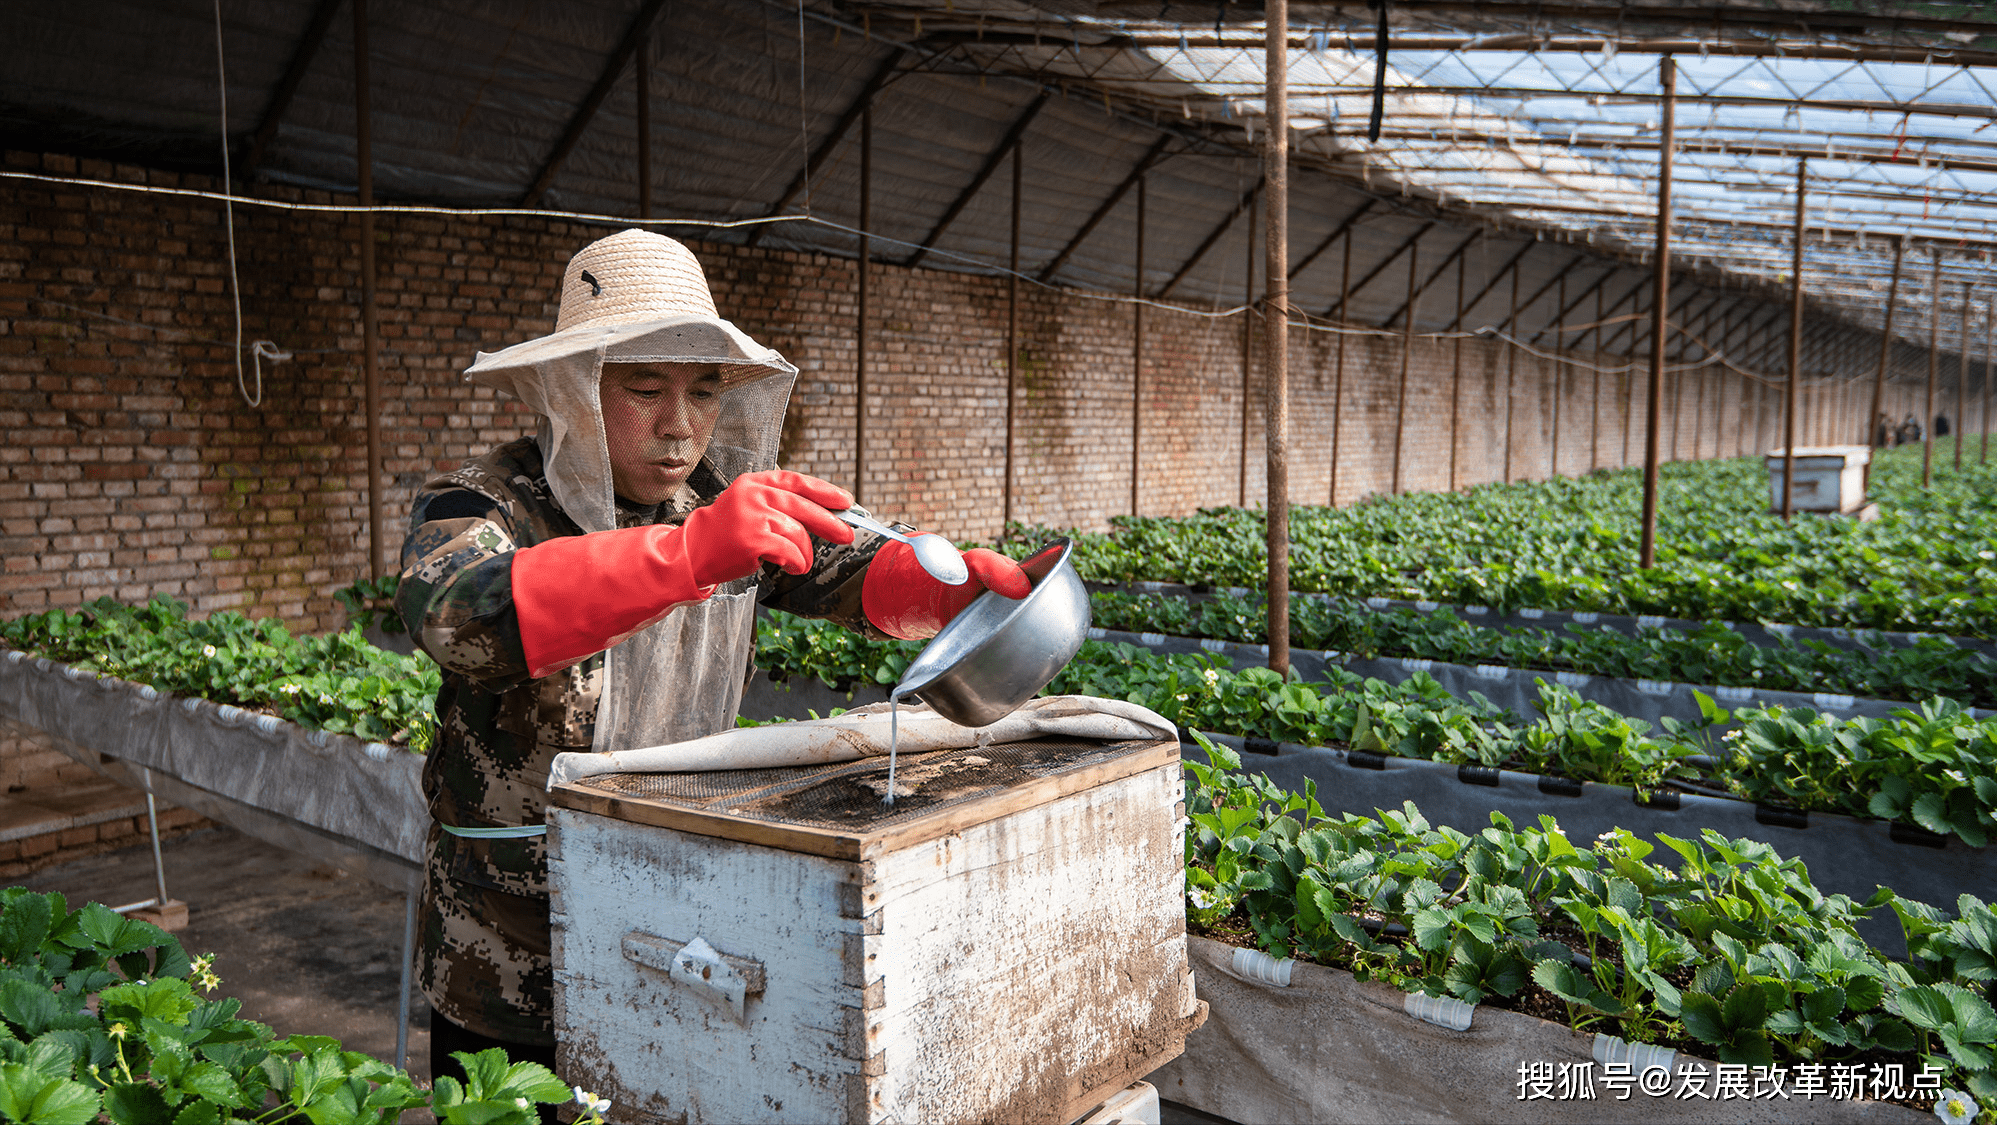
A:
[465, 313, 797, 393]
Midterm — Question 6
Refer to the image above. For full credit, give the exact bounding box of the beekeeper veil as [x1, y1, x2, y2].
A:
[463, 229, 796, 753]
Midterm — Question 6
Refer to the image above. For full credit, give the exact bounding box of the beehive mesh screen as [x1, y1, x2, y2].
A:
[575, 737, 1151, 832]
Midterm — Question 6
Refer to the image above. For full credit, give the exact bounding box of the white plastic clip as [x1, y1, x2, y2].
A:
[1404, 991, 1475, 1030]
[1230, 947, 1294, 988]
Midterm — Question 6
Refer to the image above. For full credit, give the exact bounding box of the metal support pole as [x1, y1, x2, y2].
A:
[1003, 143, 1020, 531]
[1449, 236, 1470, 490]
[1329, 227, 1352, 505]
[1927, 250, 1940, 488]
[1132, 176, 1146, 517]
[1392, 239, 1417, 493]
[855, 108, 870, 504]
[1985, 303, 1993, 464]
[1239, 192, 1256, 507]
[143, 768, 168, 908]
[355, 0, 382, 580]
[1640, 55, 1675, 569]
[395, 889, 417, 1069]
[1782, 159, 1805, 520]
[635, 29, 651, 220]
[1265, 0, 1291, 677]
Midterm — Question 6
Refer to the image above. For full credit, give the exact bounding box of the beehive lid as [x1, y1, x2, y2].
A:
[549, 736, 1178, 860]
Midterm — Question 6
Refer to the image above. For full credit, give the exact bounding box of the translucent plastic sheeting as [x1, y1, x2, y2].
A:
[0, 650, 426, 893]
[1150, 936, 1928, 1124]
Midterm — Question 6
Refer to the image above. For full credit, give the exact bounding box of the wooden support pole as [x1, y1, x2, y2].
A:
[1640, 55, 1674, 568]
[1003, 143, 1020, 531]
[1393, 238, 1418, 493]
[1450, 234, 1471, 490]
[1550, 273, 1564, 479]
[354, 0, 382, 580]
[1960, 283, 1971, 472]
[1782, 158, 1805, 520]
[1132, 176, 1146, 517]
[1973, 301, 1989, 463]
[1591, 281, 1603, 469]
[1926, 249, 1939, 488]
[1872, 247, 1906, 459]
[1239, 193, 1256, 507]
[855, 107, 871, 504]
[1265, 0, 1291, 676]
[1328, 226, 1352, 506]
[635, 29, 651, 219]
[1504, 264, 1521, 483]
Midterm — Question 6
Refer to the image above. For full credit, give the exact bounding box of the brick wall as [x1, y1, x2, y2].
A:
[1, 148, 1880, 649]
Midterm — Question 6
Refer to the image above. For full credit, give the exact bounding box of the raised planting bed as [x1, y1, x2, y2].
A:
[1002, 449, 1997, 639]
[1184, 729, 1989, 958]
[1152, 936, 1929, 1124]
[1086, 625, 1994, 732]
[1089, 580, 1997, 661]
[756, 612, 1997, 852]
[0, 647, 427, 892]
[1166, 747, 1997, 1120]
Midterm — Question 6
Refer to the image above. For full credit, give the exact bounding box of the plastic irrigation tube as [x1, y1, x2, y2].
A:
[1088, 579, 1997, 658]
[1085, 627, 1994, 731]
[1184, 729, 1987, 959]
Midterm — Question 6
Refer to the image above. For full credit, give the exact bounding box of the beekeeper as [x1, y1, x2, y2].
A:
[394, 229, 1030, 1082]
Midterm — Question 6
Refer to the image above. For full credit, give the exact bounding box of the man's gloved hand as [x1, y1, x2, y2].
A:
[862, 536, 1032, 641]
[682, 471, 855, 587]
[511, 470, 855, 678]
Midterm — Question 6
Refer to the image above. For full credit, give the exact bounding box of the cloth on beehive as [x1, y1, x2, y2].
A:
[545, 695, 1174, 785]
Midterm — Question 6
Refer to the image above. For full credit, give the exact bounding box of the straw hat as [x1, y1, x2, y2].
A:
[464, 229, 796, 394]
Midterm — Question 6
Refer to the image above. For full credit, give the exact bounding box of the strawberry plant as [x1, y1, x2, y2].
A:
[1184, 735, 1997, 1114]
[0, 887, 578, 1123]
[1011, 445, 1997, 638]
[0, 597, 439, 753]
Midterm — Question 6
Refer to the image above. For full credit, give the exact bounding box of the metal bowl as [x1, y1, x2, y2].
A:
[896, 538, 1091, 728]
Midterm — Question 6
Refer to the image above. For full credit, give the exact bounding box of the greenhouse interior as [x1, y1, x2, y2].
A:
[1, 0, 1995, 1122]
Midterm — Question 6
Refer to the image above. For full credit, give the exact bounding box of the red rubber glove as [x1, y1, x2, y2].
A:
[513, 471, 854, 678]
[862, 537, 1032, 641]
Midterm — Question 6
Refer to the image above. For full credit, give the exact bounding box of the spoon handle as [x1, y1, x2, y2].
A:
[835, 508, 912, 545]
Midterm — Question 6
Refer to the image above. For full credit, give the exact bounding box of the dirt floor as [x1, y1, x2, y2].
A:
[16, 825, 431, 1082]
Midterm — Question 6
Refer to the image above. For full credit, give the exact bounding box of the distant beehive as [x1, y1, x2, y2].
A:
[1765, 445, 1875, 517]
[547, 736, 1202, 1125]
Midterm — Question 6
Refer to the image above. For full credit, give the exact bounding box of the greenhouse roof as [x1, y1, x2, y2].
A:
[3, 0, 1996, 380]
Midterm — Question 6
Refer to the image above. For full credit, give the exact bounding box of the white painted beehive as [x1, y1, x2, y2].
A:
[546, 736, 1201, 1125]
[1764, 444, 1871, 513]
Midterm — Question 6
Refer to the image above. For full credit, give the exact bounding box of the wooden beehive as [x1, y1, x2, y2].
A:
[546, 736, 1201, 1125]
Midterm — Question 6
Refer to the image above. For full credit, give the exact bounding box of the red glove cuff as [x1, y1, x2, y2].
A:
[512, 525, 712, 679]
[862, 539, 1032, 642]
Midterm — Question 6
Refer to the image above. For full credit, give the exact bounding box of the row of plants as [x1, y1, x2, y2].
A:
[3, 597, 1992, 847]
[0, 596, 440, 754]
[1184, 735, 1996, 1118]
[757, 610, 1997, 846]
[0, 887, 607, 1124]
[993, 445, 1997, 638]
[1089, 588, 1997, 708]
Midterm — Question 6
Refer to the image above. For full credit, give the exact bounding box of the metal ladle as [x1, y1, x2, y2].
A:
[835, 509, 969, 586]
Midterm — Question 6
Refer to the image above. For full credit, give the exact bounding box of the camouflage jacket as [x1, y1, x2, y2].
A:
[395, 436, 886, 1042]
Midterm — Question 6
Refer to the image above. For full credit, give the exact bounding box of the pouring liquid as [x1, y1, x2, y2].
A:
[883, 688, 907, 806]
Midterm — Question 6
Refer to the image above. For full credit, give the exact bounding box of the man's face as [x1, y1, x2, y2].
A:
[600, 362, 724, 503]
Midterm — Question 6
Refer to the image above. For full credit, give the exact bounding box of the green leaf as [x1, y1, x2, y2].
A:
[103, 1082, 173, 1125]
[1721, 982, 1770, 1031]
[1680, 991, 1726, 1045]
[1890, 984, 1954, 1031]
[0, 1063, 99, 1125]
[172, 1101, 220, 1125]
